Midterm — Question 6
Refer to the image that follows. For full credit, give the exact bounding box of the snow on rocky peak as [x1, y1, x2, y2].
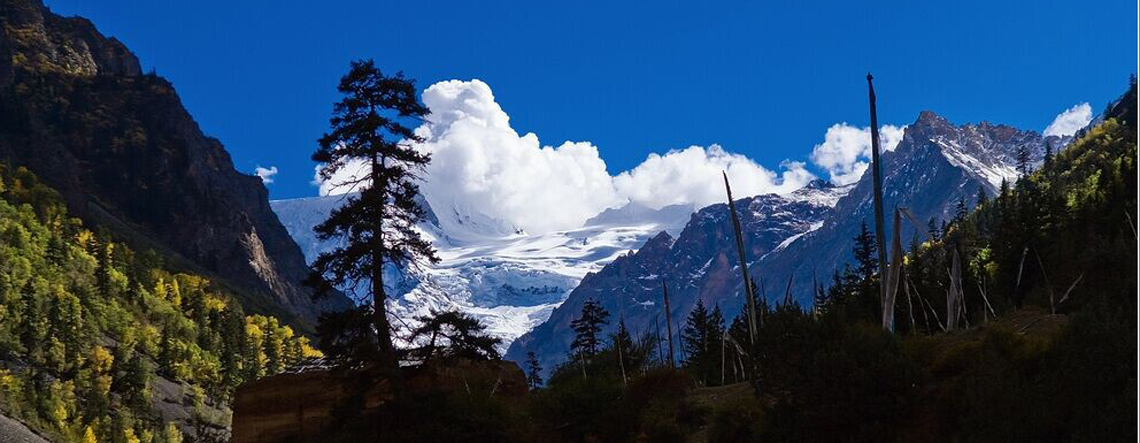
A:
[270, 195, 694, 353]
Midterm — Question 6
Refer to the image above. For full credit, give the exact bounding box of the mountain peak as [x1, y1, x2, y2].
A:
[914, 110, 951, 127]
[802, 178, 834, 190]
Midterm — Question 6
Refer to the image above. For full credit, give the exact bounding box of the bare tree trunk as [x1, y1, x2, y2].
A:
[904, 269, 917, 333]
[662, 281, 676, 369]
[812, 271, 822, 319]
[370, 154, 401, 432]
[946, 249, 964, 330]
[783, 274, 794, 306]
[883, 208, 904, 331]
[1059, 273, 1084, 305]
[370, 155, 399, 373]
[721, 331, 726, 386]
[1014, 246, 1029, 304]
[654, 316, 665, 365]
[866, 74, 890, 321]
[1032, 248, 1057, 314]
[723, 172, 758, 344]
[617, 296, 629, 385]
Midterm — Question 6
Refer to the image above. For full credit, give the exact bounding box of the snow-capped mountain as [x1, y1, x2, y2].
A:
[270, 194, 693, 352]
[504, 180, 852, 372]
[506, 110, 1068, 374]
[747, 111, 1071, 308]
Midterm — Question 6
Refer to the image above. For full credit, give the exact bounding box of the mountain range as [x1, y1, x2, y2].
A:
[506, 110, 1074, 373]
[273, 110, 1076, 374]
[0, 0, 1086, 382]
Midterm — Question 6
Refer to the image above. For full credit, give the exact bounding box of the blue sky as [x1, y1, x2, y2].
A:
[45, 0, 1137, 200]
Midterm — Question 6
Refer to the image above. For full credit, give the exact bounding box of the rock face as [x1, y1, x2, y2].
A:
[230, 359, 527, 443]
[0, 0, 348, 328]
[0, 412, 50, 443]
[508, 112, 1069, 374]
[505, 181, 849, 373]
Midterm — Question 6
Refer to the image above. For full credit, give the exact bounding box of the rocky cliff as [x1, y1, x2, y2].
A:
[0, 0, 348, 328]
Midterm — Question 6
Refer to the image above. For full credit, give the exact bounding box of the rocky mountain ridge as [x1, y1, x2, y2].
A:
[0, 0, 347, 329]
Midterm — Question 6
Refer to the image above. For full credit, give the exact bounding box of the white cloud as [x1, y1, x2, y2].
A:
[613, 146, 814, 210]
[315, 79, 816, 234]
[1043, 102, 1092, 137]
[254, 166, 278, 184]
[809, 123, 906, 185]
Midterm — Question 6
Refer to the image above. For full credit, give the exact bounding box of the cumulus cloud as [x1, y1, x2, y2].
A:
[809, 123, 906, 185]
[1043, 103, 1092, 137]
[315, 79, 816, 234]
[614, 146, 814, 210]
[254, 166, 278, 184]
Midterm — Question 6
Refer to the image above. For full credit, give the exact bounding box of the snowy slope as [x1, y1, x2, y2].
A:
[270, 195, 693, 352]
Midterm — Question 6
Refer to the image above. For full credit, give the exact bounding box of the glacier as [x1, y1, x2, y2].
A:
[271, 194, 694, 352]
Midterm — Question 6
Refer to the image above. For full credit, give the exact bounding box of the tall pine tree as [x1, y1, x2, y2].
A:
[525, 351, 543, 389]
[308, 60, 438, 373]
[681, 300, 725, 386]
[569, 298, 610, 375]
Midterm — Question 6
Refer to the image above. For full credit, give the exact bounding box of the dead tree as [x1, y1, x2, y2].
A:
[662, 281, 676, 369]
[882, 208, 905, 331]
[946, 249, 965, 330]
[866, 74, 890, 324]
[723, 172, 758, 344]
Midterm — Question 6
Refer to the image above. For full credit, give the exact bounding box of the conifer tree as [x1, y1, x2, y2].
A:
[121, 354, 151, 415]
[681, 300, 711, 364]
[406, 310, 501, 362]
[679, 298, 725, 384]
[927, 217, 941, 242]
[308, 59, 438, 374]
[609, 319, 635, 382]
[954, 197, 969, 222]
[263, 319, 283, 375]
[569, 298, 610, 372]
[18, 281, 44, 359]
[682, 300, 725, 386]
[1016, 144, 1032, 176]
[158, 324, 177, 378]
[525, 351, 543, 389]
[853, 221, 878, 282]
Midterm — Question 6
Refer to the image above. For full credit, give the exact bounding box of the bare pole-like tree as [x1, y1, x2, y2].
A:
[867, 74, 890, 323]
[883, 208, 905, 331]
[616, 295, 628, 385]
[654, 316, 665, 366]
[723, 172, 758, 344]
[662, 280, 676, 369]
[946, 249, 964, 330]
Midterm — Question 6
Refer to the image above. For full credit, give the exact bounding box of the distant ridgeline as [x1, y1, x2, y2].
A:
[0, 166, 319, 442]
